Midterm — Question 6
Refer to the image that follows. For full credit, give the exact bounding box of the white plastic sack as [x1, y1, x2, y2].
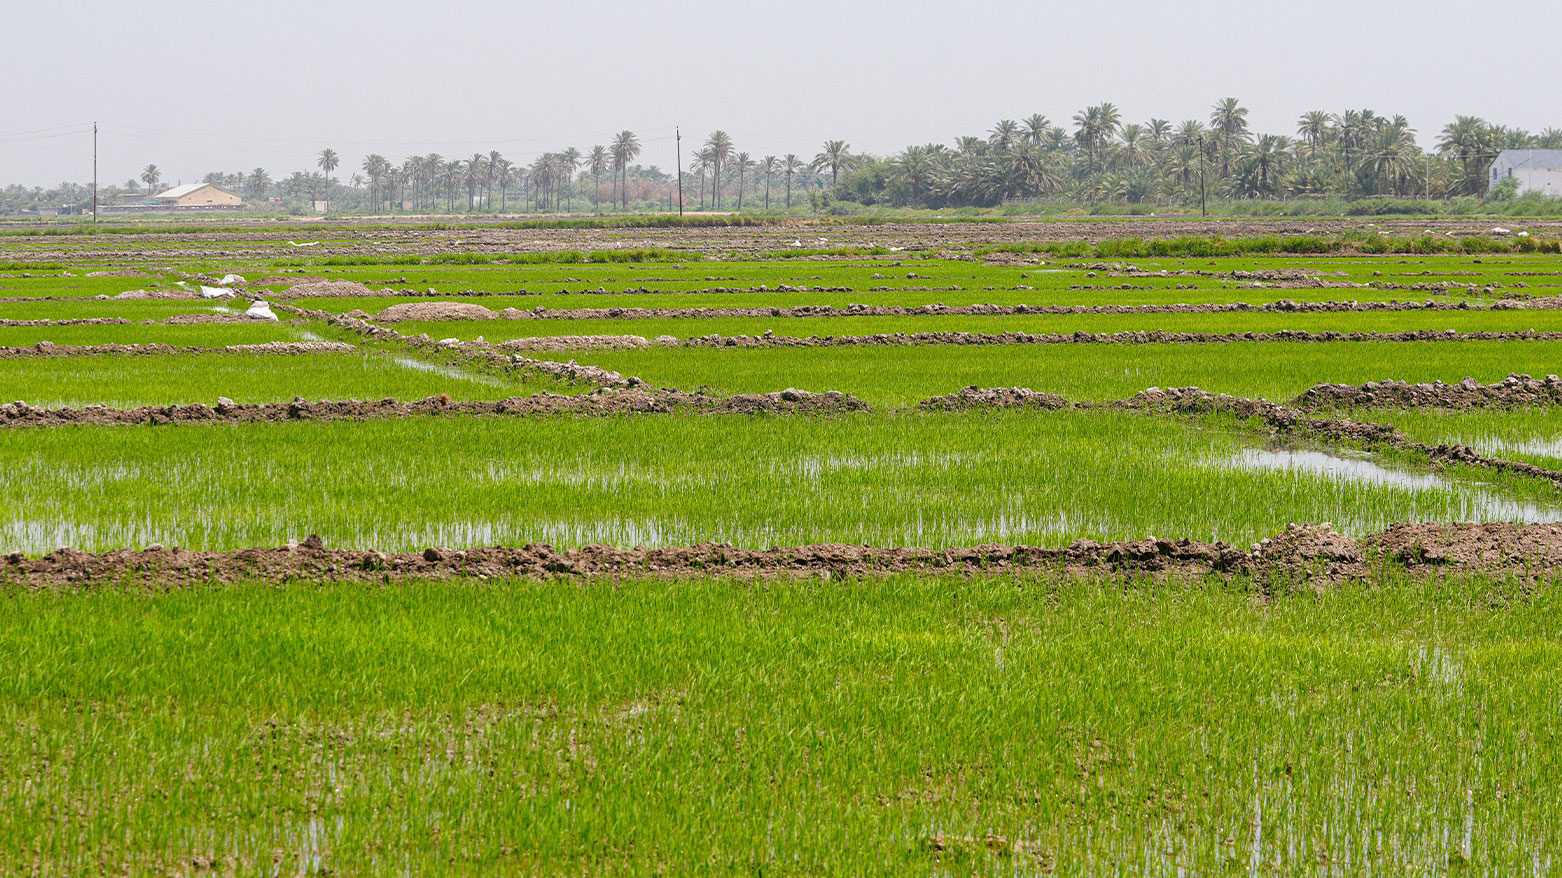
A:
[218, 274, 246, 285]
[245, 300, 278, 321]
[199, 286, 232, 299]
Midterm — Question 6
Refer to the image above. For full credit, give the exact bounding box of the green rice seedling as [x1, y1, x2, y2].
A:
[1364, 407, 1562, 471]
[536, 339, 1562, 408]
[0, 410, 1554, 554]
[0, 350, 578, 409]
[0, 322, 307, 348]
[1, 572, 1559, 871]
[396, 308, 1562, 344]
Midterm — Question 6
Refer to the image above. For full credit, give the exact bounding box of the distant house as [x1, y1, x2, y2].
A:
[1489, 150, 1562, 196]
[149, 182, 244, 209]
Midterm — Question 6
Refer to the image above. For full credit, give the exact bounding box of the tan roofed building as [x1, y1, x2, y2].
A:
[150, 183, 244, 208]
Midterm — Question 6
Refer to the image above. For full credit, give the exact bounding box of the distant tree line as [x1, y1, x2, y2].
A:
[3, 103, 1558, 216]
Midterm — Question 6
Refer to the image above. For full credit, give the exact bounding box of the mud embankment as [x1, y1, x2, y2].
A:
[1291, 373, 1562, 410]
[0, 341, 357, 359]
[11, 522, 1562, 588]
[493, 328, 1562, 353]
[0, 388, 869, 428]
[367, 298, 1492, 324]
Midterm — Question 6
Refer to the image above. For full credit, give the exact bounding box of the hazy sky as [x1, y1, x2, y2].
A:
[5, 0, 1561, 188]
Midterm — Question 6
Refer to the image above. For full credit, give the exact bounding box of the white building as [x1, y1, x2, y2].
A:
[1489, 150, 1562, 196]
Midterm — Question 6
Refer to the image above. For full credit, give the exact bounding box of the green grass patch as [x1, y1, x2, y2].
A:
[0, 350, 571, 409]
[542, 339, 1562, 407]
[0, 410, 1553, 553]
[397, 308, 1562, 344]
[1, 574, 1558, 870]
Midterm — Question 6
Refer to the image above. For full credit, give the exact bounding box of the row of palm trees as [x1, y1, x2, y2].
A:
[350, 132, 644, 214]
[836, 103, 1560, 207]
[158, 104, 1562, 215]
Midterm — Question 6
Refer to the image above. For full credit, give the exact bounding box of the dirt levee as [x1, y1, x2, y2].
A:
[9, 524, 1562, 588]
[1291, 374, 1562, 410]
[0, 388, 869, 428]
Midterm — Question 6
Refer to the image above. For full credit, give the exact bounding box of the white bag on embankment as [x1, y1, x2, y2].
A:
[245, 300, 278, 321]
[200, 286, 232, 299]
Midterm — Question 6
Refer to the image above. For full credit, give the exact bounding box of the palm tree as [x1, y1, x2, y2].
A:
[1334, 111, 1366, 174]
[693, 146, 714, 209]
[733, 152, 755, 210]
[703, 131, 734, 208]
[988, 119, 1021, 152]
[558, 147, 581, 212]
[492, 158, 514, 211]
[463, 153, 486, 211]
[813, 140, 852, 188]
[484, 151, 504, 209]
[759, 155, 779, 210]
[421, 154, 443, 210]
[1438, 116, 1495, 196]
[782, 154, 804, 208]
[1209, 98, 1249, 177]
[140, 164, 161, 195]
[894, 146, 936, 203]
[1071, 103, 1121, 173]
[1023, 114, 1051, 145]
[245, 167, 271, 201]
[316, 148, 339, 210]
[587, 145, 609, 213]
[1360, 123, 1419, 196]
[610, 130, 640, 210]
[1296, 111, 1332, 160]
[362, 154, 390, 212]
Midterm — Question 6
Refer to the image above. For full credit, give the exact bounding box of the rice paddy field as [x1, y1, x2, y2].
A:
[6, 217, 1562, 873]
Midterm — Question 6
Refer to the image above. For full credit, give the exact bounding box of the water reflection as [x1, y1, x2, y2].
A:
[1228, 446, 1562, 523]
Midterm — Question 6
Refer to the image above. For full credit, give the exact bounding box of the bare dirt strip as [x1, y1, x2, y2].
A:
[0, 341, 356, 358]
[492, 329, 1562, 353]
[7, 523, 1562, 588]
[0, 388, 868, 427]
[365, 298, 1492, 324]
[9, 217, 1562, 262]
[1289, 374, 1562, 409]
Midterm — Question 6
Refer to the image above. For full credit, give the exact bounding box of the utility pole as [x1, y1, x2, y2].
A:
[92, 122, 98, 223]
[675, 127, 684, 216]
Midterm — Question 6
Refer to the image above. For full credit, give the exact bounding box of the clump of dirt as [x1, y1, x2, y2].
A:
[277, 280, 374, 299]
[112, 289, 195, 300]
[1292, 374, 1562, 410]
[499, 335, 654, 352]
[374, 302, 498, 322]
[1251, 523, 1366, 590]
[919, 386, 1071, 411]
[255, 275, 330, 286]
[161, 314, 252, 324]
[1367, 522, 1562, 574]
[84, 269, 149, 278]
[0, 389, 870, 429]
